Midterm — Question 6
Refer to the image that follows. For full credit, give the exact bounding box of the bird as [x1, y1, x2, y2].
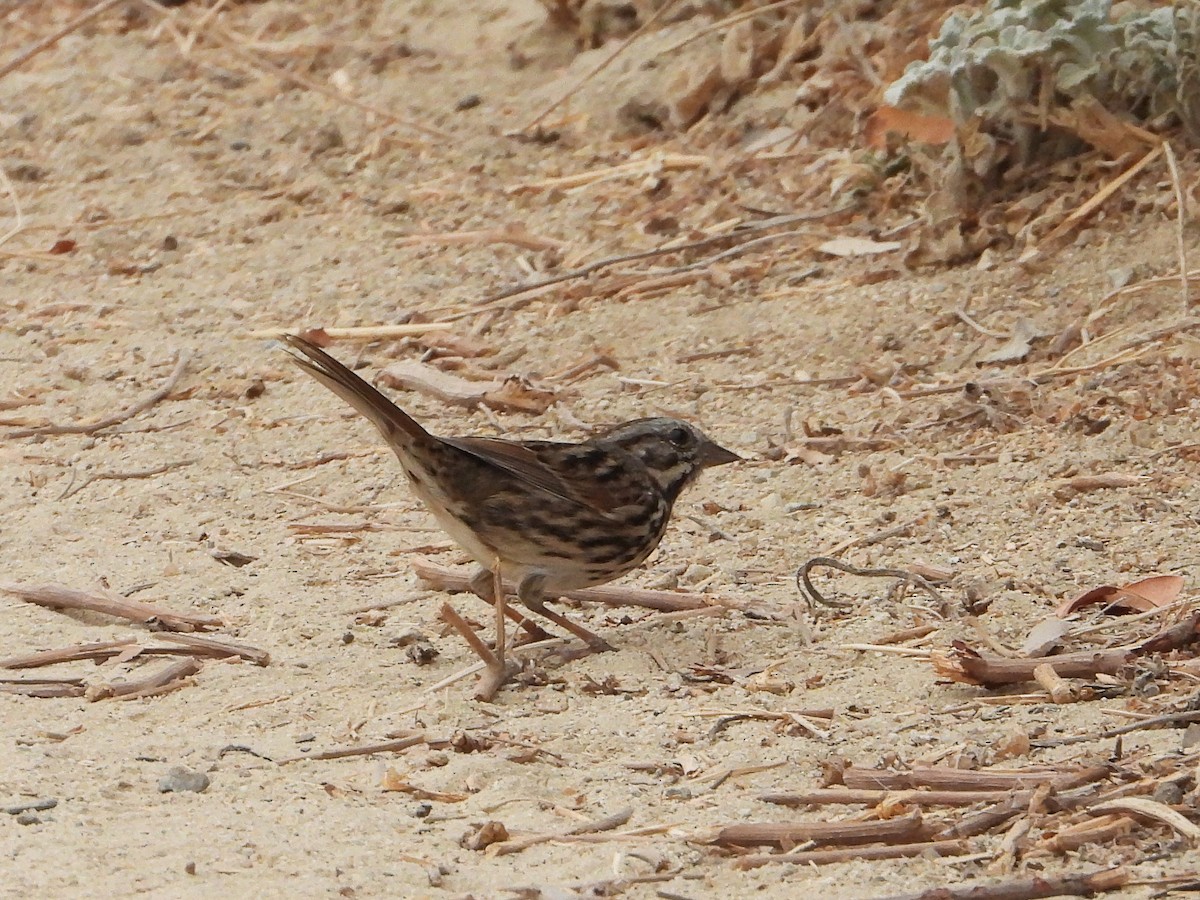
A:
[282, 334, 739, 653]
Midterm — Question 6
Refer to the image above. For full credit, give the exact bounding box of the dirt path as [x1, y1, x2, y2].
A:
[1, 2, 1197, 897]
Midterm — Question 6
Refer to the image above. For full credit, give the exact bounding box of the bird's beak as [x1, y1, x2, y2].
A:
[699, 440, 741, 468]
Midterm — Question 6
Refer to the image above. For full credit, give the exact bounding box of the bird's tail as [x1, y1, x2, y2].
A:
[281, 334, 431, 446]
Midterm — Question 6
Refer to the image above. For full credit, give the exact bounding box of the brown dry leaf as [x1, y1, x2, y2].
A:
[297, 327, 333, 347]
[863, 106, 954, 149]
[1021, 617, 1072, 657]
[978, 317, 1044, 365]
[1056, 575, 1184, 617]
[816, 237, 901, 258]
[381, 360, 556, 414]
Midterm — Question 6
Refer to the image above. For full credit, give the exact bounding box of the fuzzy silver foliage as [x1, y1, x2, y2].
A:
[885, 0, 1199, 137]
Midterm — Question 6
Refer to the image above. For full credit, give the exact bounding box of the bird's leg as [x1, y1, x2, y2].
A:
[517, 573, 615, 654]
[467, 567, 553, 644]
[491, 560, 505, 667]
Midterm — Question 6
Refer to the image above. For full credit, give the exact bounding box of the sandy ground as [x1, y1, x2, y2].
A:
[2, 2, 1199, 898]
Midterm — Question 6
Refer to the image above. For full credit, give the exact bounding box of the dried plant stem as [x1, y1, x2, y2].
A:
[413, 559, 716, 612]
[249, 324, 451, 341]
[491, 807, 633, 856]
[712, 808, 926, 848]
[871, 866, 1127, 900]
[462, 208, 847, 314]
[276, 733, 428, 764]
[1034, 709, 1200, 748]
[155, 633, 270, 666]
[1019, 144, 1163, 263]
[1, 678, 87, 699]
[0, 640, 137, 669]
[0, 0, 127, 81]
[761, 788, 1044, 808]
[439, 602, 515, 701]
[8, 353, 189, 438]
[1163, 140, 1191, 311]
[736, 839, 968, 869]
[85, 657, 201, 701]
[0, 582, 222, 632]
[58, 458, 195, 500]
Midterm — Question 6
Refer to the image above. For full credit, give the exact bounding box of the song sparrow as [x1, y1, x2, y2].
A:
[282, 335, 739, 651]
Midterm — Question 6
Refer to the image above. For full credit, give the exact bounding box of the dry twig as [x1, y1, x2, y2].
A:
[872, 867, 1128, 900]
[708, 808, 927, 848]
[85, 657, 201, 701]
[1, 583, 222, 632]
[0, 0, 127, 81]
[797, 556, 942, 611]
[735, 839, 969, 869]
[8, 353, 189, 438]
[277, 733, 428, 765]
[58, 458, 195, 500]
[439, 602, 515, 701]
[490, 808, 633, 856]
[413, 559, 719, 613]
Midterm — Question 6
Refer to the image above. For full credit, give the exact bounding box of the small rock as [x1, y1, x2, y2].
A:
[405, 642, 438, 665]
[454, 94, 482, 111]
[1153, 780, 1185, 805]
[309, 123, 344, 156]
[158, 766, 210, 794]
[15, 812, 41, 825]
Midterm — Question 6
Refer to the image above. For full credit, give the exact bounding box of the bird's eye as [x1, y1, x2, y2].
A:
[667, 425, 691, 447]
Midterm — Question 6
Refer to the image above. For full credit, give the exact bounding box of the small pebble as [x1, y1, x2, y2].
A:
[1152, 780, 1184, 805]
[405, 642, 438, 665]
[158, 766, 210, 794]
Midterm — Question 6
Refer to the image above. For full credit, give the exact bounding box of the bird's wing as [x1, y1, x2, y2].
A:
[441, 436, 651, 517]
